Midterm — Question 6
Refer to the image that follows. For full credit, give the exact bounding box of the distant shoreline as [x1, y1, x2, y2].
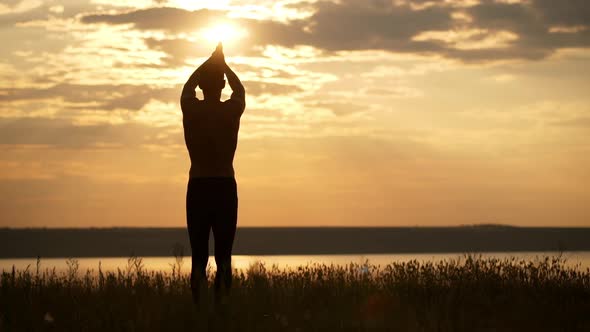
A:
[1, 226, 589, 258]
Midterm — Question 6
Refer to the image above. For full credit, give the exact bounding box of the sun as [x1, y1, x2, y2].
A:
[200, 23, 247, 46]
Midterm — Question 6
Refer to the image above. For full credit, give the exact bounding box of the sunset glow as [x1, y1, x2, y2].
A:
[0, 0, 589, 228]
[200, 23, 247, 46]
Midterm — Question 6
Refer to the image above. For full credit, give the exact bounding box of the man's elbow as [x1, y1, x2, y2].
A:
[181, 84, 196, 97]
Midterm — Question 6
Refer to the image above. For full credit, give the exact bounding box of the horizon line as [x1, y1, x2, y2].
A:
[4, 225, 590, 230]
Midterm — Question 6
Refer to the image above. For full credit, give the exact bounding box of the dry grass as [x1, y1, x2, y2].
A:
[1, 255, 589, 331]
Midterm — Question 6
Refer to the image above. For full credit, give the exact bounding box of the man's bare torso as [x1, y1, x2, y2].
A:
[182, 99, 242, 178]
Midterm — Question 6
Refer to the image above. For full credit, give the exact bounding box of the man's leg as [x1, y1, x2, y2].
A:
[211, 178, 238, 295]
[186, 178, 212, 305]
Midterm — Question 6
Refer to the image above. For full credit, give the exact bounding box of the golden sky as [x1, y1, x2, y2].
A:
[1, 0, 589, 227]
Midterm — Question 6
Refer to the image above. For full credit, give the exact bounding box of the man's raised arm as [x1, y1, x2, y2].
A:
[224, 64, 246, 112]
[181, 62, 206, 104]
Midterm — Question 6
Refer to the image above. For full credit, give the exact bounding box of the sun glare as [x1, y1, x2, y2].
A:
[200, 23, 247, 46]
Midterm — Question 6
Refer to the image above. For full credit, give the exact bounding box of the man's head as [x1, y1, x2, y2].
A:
[199, 63, 225, 101]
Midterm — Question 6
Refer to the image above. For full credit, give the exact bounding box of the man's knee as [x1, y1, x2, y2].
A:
[215, 261, 232, 282]
[216, 260, 231, 274]
[191, 265, 207, 281]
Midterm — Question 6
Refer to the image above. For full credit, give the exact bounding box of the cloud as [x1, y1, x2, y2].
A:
[82, 7, 310, 61]
[0, 0, 23, 8]
[78, 0, 590, 63]
[304, 0, 452, 51]
[244, 81, 302, 95]
[0, 79, 301, 115]
[551, 117, 590, 128]
[81, 7, 224, 33]
[532, 0, 590, 27]
[0, 117, 170, 147]
[0, 83, 179, 111]
[457, 0, 590, 60]
[306, 101, 366, 116]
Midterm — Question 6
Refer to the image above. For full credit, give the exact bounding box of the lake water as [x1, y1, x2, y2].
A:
[2, 251, 590, 274]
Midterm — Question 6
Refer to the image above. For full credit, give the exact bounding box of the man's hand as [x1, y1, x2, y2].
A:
[182, 43, 225, 96]
[209, 42, 226, 67]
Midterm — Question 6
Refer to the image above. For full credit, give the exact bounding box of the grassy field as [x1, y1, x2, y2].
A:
[1, 255, 589, 331]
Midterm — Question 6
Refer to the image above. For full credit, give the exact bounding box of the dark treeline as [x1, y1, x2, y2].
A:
[1, 226, 589, 258]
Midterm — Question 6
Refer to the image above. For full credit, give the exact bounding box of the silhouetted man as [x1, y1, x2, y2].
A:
[180, 43, 245, 307]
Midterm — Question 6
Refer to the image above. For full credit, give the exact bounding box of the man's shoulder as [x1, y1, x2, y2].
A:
[181, 98, 204, 113]
[224, 93, 245, 114]
[222, 98, 244, 110]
